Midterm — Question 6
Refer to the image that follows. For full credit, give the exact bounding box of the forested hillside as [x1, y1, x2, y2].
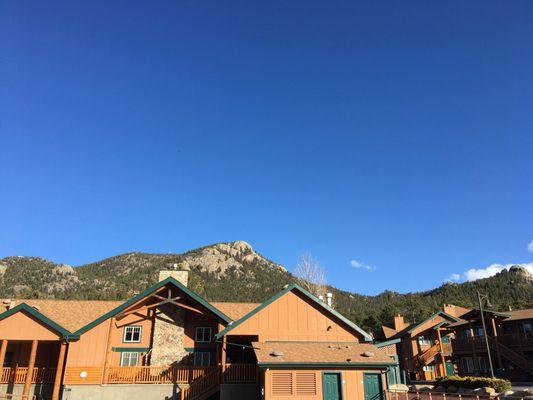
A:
[1, 241, 531, 337]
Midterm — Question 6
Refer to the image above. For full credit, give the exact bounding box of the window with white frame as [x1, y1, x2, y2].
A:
[120, 352, 140, 366]
[123, 326, 142, 343]
[195, 327, 211, 343]
[194, 352, 211, 366]
[422, 365, 435, 372]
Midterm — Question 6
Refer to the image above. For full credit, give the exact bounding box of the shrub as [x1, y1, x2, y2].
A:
[435, 376, 512, 393]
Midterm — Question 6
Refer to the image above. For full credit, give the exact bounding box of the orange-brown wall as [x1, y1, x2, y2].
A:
[0, 311, 61, 341]
[66, 301, 223, 367]
[264, 368, 387, 400]
[226, 291, 365, 342]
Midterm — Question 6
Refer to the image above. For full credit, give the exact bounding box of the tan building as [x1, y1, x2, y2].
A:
[0, 271, 397, 400]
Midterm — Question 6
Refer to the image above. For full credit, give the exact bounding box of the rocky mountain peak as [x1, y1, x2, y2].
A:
[509, 265, 533, 281]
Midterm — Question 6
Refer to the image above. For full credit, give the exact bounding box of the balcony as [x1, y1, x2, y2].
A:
[61, 364, 258, 385]
[0, 367, 56, 384]
[499, 332, 533, 349]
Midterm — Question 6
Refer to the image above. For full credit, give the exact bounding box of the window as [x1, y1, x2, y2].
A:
[195, 327, 211, 343]
[503, 324, 513, 334]
[461, 357, 474, 373]
[522, 322, 533, 334]
[193, 352, 211, 366]
[120, 352, 139, 366]
[418, 336, 432, 346]
[123, 326, 142, 343]
[478, 357, 488, 371]
[473, 326, 485, 337]
[423, 365, 435, 372]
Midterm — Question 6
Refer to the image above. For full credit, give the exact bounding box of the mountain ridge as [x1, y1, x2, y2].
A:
[1, 241, 532, 337]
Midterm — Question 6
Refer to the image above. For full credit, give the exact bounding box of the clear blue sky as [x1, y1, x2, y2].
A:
[1, 0, 532, 295]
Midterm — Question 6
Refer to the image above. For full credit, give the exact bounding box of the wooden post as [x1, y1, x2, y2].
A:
[468, 321, 477, 371]
[491, 318, 503, 370]
[102, 317, 115, 384]
[52, 341, 67, 400]
[0, 339, 8, 368]
[221, 334, 227, 384]
[22, 340, 38, 400]
[436, 329, 446, 377]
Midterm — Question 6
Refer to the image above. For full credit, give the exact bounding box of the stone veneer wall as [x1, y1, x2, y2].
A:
[150, 270, 190, 366]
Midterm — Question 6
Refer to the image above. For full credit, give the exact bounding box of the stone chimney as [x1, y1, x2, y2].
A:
[394, 314, 407, 331]
[150, 270, 189, 365]
[158, 270, 188, 287]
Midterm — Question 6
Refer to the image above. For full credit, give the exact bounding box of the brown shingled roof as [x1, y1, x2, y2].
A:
[253, 342, 396, 365]
[211, 302, 261, 321]
[504, 308, 533, 321]
[1, 299, 260, 333]
[3, 299, 122, 332]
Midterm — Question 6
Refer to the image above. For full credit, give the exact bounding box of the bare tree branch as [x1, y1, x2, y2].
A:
[294, 253, 327, 299]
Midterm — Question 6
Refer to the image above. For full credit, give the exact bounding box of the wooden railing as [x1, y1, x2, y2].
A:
[0, 367, 56, 384]
[106, 365, 211, 384]
[63, 365, 212, 385]
[181, 368, 220, 400]
[62, 364, 259, 386]
[387, 390, 531, 400]
[500, 332, 533, 348]
[222, 363, 257, 383]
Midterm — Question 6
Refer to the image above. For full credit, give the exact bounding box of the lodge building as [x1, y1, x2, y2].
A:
[379, 305, 533, 383]
[0, 271, 398, 400]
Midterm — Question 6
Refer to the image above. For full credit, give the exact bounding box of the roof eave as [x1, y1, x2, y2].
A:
[73, 276, 232, 336]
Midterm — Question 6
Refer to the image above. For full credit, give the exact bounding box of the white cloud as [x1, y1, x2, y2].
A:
[350, 259, 375, 271]
[444, 273, 461, 283]
[445, 263, 533, 283]
[528, 239, 533, 253]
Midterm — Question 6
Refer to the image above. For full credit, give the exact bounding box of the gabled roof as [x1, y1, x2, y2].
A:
[73, 276, 232, 335]
[406, 311, 460, 334]
[382, 325, 398, 339]
[215, 283, 373, 342]
[0, 303, 72, 337]
[458, 309, 511, 321]
[1, 299, 122, 332]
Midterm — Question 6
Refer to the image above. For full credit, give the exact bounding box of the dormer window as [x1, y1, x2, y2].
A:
[123, 326, 142, 343]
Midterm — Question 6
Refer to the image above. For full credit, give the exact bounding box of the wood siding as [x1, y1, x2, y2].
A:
[226, 291, 365, 342]
[264, 368, 387, 400]
[0, 311, 61, 341]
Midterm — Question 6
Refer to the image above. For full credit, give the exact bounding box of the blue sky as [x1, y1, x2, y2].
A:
[1, 0, 532, 295]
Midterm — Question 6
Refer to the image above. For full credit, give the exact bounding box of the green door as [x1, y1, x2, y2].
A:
[323, 373, 342, 400]
[445, 361, 455, 376]
[364, 373, 383, 400]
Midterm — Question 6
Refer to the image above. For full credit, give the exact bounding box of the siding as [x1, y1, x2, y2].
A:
[226, 291, 364, 342]
[264, 368, 386, 400]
